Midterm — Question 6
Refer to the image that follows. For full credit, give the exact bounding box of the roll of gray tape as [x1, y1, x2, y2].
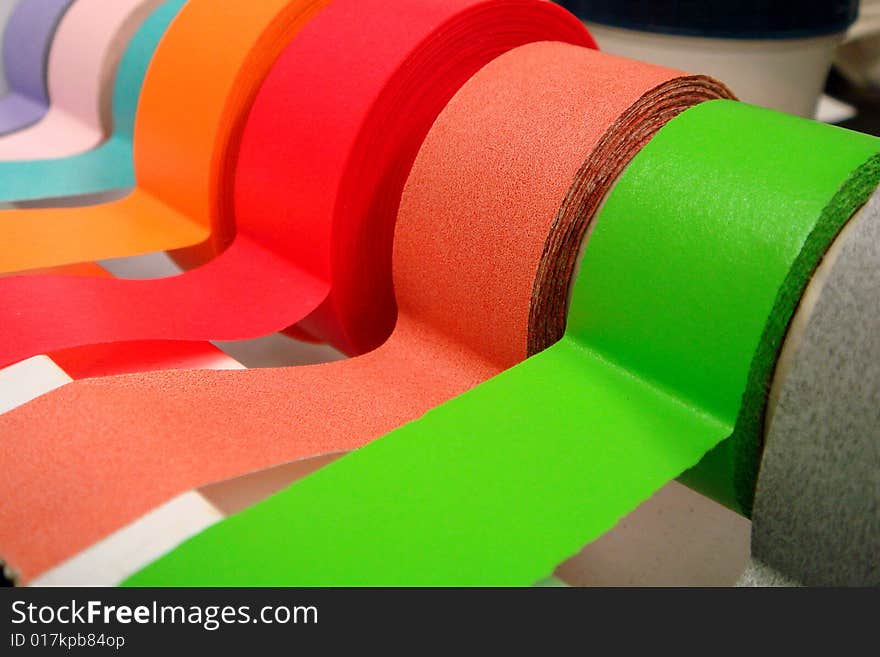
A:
[741, 186, 880, 587]
[737, 559, 798, 587]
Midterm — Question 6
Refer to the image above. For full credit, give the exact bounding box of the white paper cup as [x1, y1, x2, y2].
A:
[588, 22, 843, 118]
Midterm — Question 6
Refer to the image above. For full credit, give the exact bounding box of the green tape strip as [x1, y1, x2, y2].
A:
[126, 100, 880, 586]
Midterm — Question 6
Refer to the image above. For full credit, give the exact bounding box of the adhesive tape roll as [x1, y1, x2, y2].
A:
[0, 0, 593, 365]
[0, 0, 162, 161]
[0, 0, 73, 135]
[125, 101, 880, 586]
[0, 0, 333, 274]
[0, 0, 17, 96]
[742, 188, 880, 587]
[0, 43, 728, 584]
[0, 0, 186, 203]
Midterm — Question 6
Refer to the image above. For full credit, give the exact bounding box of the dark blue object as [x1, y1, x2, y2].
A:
[556, 1, 859, 39]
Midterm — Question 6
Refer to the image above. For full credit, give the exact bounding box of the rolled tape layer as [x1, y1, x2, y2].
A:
[558, 0, 858, 39]
[745, 189, 880, 586]
[127, 100, 880, 586]
[0, 0, 592, 366]
[0, 43, 728, 584]
[0, 0, 184, 203]
[0, 0, 17, 96]
[0, 0, 161, 161]
[0, 0, 333, 274]
[0, 0, 73, 135]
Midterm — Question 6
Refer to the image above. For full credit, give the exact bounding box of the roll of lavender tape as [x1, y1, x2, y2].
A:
[0, 1, 17, 96]
[0, 0, 74, 135]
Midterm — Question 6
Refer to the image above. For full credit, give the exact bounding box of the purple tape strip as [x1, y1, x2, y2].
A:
[0, 0, 74, 135]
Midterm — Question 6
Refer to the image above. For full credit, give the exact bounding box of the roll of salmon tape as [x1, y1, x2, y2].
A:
[0, 44, 728, 585]
[558, 0, 858, 39]
[0, 0, 593, 366]
[0, 1, 17, 96]
[125, 100, 880, 587]
[0, 0, 183, 203]
[0, 0, 335, 274]
[0, 0, 163, 161]
[0, 0, 73, 136]
[742, 188, 880, 587]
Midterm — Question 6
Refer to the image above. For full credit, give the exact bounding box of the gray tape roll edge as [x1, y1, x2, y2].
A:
[739, 186, 880, 587]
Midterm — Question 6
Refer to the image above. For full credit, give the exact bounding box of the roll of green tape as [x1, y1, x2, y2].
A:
[575, 99, 880, 513]
[125, 99, 880, 586]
